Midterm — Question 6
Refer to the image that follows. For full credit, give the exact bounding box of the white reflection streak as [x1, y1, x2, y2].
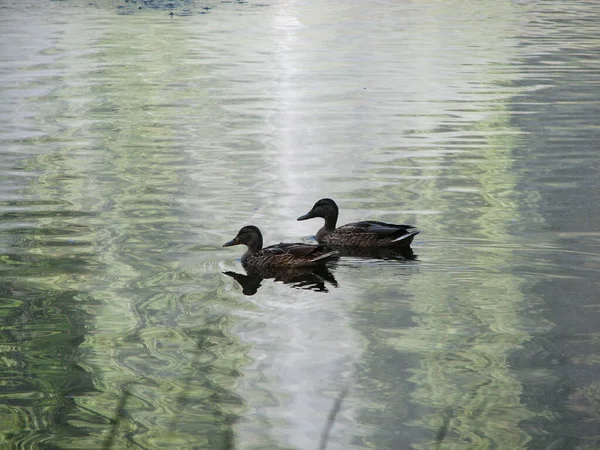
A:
[272, 11, 307, 237]
[238, 6, 364, 450]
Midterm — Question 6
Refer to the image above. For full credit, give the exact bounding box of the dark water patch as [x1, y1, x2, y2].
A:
[0, 286, 98, 448]
[507, 1, 600, 448]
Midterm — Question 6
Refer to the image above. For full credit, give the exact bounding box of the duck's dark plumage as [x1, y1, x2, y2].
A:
[223, 225, 339, 269]
[297, 198, 420, 248]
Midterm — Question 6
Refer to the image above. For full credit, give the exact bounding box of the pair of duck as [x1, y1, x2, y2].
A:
[223, 198, 420, 269]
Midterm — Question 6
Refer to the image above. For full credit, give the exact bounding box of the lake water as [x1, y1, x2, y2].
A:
[1, 0, 600, 448]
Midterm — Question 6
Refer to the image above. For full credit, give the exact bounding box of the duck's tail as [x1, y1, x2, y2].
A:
[391, 229, 420, 244]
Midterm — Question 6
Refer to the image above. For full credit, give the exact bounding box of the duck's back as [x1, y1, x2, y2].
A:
[242, 242, 338, 268]
[323, 220, 419, 248]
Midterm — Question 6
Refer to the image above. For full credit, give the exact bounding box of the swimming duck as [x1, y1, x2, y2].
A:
[297, 198, 420, 248]
[223, 225, 339, 269]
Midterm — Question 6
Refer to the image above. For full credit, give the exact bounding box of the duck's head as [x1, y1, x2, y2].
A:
[297, 198, 339, 221]
[223, 225, 263, 252]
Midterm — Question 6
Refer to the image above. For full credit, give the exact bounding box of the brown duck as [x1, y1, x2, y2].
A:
[223, 225, 339, 269]
[297, 198, 420, 248]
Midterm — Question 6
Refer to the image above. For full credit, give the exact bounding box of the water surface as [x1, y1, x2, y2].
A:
[1, 0, 600, 448]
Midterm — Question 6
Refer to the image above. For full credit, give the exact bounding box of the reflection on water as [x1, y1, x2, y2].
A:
[334, 246, 417, 262]
[1, 0, 600, 448]
[223, 265, 338, 295]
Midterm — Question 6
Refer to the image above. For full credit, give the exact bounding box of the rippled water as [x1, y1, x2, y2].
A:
[2, 0, 600, 448]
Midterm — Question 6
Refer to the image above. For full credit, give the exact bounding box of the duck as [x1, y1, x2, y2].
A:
[223, 225, 339, 269]
[297, 198, 420, 248]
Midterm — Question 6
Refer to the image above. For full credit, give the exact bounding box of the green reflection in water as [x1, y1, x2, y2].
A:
[344, 101, 546, 447]
[1, 12, 253, 449]
[400, 119, 540, 448]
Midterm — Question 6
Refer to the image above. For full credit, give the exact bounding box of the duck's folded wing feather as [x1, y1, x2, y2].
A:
[258, 245, 286, 257]
[259, 243, 326, 258]
[280, 243, 330, 258]
[339, 221, 416, 238]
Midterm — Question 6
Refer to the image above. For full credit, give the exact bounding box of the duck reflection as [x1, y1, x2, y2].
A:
[333, 245, 417, 261]
[223, 265, 338, 296]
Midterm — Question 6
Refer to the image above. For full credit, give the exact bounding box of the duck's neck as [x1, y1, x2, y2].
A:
[317, 211, 338, 240]
[324, 210, 338, 231]
[244, 234, 263, 255]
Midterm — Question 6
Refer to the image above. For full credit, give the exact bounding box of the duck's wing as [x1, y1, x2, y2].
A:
[338, 221, 418, 238]
[279, 242, 337, 258]
[261, 243, 338, 262]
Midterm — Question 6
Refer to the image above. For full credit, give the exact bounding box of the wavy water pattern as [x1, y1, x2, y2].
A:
[1, 0, 600, 449]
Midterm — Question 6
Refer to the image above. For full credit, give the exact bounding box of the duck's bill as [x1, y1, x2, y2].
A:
[297, 211, 314, 221]
[223, 238, 238, 247]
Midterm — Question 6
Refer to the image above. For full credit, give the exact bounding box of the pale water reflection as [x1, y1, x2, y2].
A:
[1, 0, 600, 449]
